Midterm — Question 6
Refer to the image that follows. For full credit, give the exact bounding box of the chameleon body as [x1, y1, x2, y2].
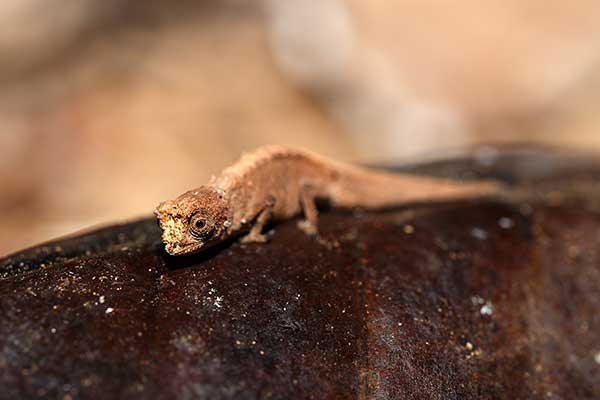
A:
[155, 145, 500, 256]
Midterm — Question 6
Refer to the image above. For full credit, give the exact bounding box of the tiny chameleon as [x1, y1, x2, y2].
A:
[155, 145, 501, 256]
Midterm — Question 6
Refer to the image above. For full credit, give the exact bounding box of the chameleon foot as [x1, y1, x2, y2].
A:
[297, 220, 318, 236]
[240, 232, 269, 244]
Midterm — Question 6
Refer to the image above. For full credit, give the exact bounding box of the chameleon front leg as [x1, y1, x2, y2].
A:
[240, 196, 275, 244]
[297, 184, 319, 236]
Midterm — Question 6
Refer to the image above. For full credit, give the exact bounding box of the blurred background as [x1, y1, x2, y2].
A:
[2, 0, 600, 255]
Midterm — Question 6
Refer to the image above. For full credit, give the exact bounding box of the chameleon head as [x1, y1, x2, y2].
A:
[154, 187, 231, 256]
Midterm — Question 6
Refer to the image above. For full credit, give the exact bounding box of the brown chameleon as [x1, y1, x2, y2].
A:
[155, 145, 501, 255]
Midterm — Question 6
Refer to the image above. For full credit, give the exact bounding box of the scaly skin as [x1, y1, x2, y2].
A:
[155, 145, 501, 255]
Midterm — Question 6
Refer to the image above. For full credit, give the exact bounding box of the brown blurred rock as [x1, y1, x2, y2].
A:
[1, 147, 600, 399]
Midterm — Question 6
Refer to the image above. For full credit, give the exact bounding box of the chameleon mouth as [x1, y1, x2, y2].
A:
[165, 241, 204, 256]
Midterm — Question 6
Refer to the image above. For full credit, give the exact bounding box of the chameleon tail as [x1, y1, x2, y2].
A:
[328, 166, 502, 209]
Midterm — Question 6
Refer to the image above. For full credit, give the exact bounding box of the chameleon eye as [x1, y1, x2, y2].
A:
[190, 214, 214, 239]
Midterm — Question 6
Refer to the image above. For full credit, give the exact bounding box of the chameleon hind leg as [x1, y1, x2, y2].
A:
[297, 184, 319, 236]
